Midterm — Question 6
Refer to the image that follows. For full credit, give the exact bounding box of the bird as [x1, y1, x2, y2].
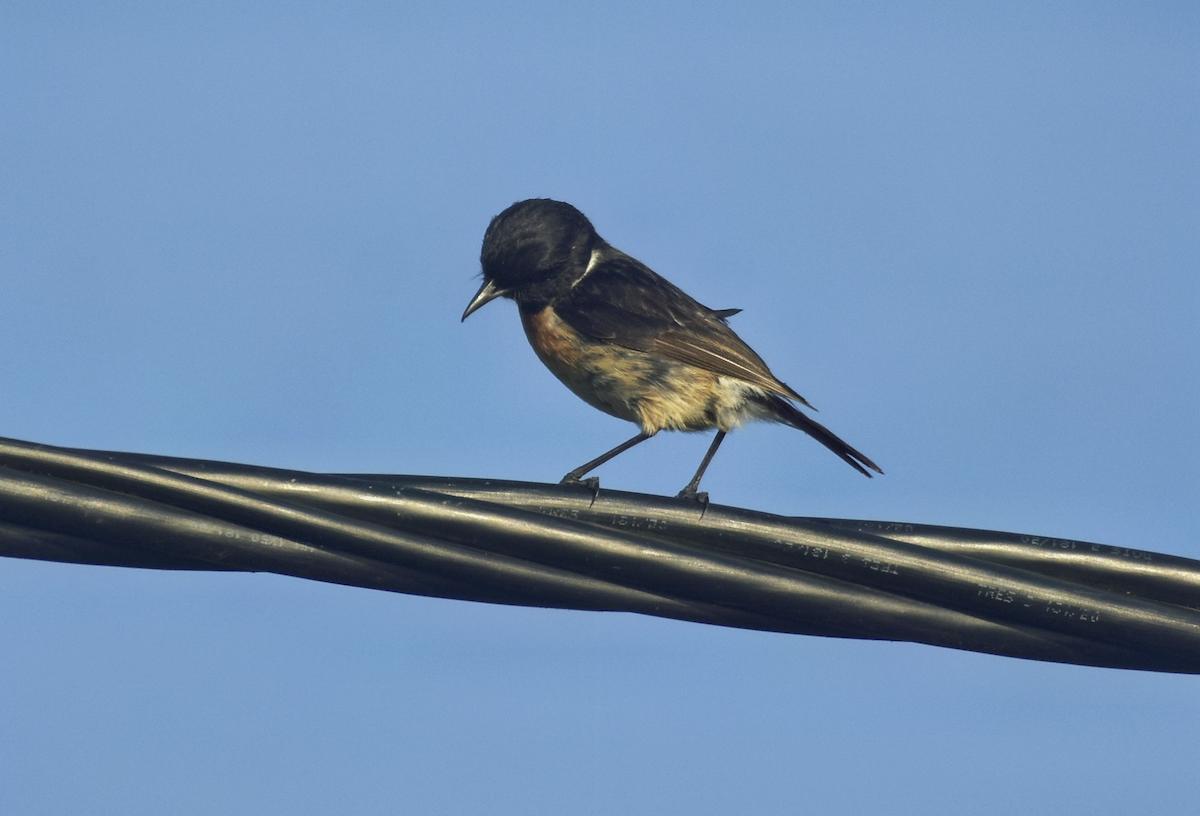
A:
[461, 198, 881, 501]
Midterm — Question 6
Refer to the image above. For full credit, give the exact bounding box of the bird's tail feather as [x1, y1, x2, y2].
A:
[762, 394, 882, 477]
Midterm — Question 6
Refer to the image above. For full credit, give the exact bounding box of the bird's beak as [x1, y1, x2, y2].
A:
[461, 278, 507, 321]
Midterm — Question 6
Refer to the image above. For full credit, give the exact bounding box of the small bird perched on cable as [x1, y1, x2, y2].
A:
[462, 198, 881, 501]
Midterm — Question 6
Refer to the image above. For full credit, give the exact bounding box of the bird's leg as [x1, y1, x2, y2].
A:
[561, 431, 653, 495]
[676, 430, 726, 503]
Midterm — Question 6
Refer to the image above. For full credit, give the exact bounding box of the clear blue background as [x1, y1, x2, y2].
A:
[2, 3, 1197, 813]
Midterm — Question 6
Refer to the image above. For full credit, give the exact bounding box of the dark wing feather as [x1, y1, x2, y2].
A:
[556, 255, 812, 407]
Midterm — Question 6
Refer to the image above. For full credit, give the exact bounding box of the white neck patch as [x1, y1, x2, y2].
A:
[572, 248, 603, 288]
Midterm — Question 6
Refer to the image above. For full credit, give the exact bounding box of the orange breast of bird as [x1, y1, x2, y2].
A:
[519, 305, 734, 434]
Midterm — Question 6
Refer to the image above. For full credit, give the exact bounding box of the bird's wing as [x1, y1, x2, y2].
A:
[555, 255, 811, 406]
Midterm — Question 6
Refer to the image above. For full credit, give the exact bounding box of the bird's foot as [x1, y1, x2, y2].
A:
[675, 485, 711, 515]
[560, 474, 601, 503]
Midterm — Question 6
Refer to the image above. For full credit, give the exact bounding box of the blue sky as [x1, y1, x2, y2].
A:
[2, 3, 1197, 813]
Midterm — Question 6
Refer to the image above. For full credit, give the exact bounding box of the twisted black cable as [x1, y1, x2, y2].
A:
[1, 435, 1196, 673]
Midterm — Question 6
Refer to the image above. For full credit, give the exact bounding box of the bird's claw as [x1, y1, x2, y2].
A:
[561, 474, 601, 503]
[676, 486, 710, 515]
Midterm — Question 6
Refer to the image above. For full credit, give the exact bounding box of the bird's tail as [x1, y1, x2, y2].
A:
[761, 393, 883, 477]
